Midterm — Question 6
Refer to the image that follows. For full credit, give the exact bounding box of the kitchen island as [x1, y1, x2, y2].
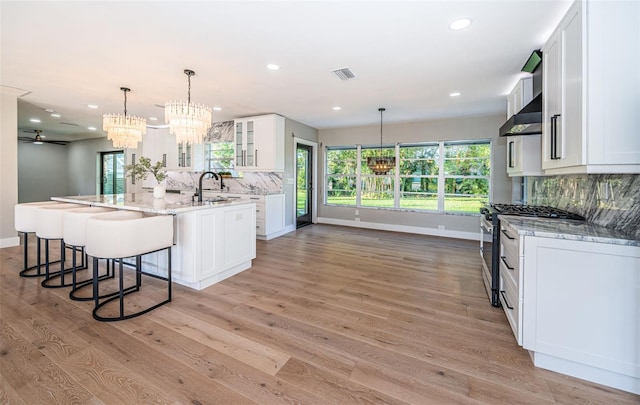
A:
[52, 193, 256, 290]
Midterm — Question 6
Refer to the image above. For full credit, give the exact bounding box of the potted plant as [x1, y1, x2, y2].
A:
[125, 156, 168, 198]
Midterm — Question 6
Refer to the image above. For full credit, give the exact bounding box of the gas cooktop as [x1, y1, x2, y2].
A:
[488, 204, 585, 220]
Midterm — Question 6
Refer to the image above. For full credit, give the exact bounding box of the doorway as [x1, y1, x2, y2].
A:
[296, 143, 313, 228]
[100, 151, 125, 194]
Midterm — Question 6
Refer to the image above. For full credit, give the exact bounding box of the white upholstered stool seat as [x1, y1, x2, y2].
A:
[63, 207, 117, 300]
[35, 203, 85, 287]
[85, 211, 173, 321]
[15, 201, 66, 277]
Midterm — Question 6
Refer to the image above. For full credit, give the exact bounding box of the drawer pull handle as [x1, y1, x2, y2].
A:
[500, 256, 514, 271]
[501, 229, 515, 240]
[500, 290, 514, 310]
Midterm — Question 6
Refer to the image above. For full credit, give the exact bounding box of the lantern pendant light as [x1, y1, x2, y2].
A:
[366, 107, 395, 175]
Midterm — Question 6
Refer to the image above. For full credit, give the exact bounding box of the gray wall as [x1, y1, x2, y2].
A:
[17, 142, 69, 203]
[67, 137, 122, 196]
[317, 114, 510, 239]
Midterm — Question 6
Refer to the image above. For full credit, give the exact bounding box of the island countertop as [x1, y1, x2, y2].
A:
[52, 193, 254, 215]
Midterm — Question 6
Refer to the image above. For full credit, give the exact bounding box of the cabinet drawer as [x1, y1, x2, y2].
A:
[500, 273, 520, 343]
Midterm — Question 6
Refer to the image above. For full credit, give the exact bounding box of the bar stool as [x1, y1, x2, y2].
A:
[86, 211, 173, 322]
[15, 201, 64, 277]
[63, 206, 117, 300]
[35, 203, 84, 288]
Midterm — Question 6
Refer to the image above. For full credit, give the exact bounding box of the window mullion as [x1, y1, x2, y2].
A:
[437, 142, 445, 213]
[394, 143, 400, 208]
[356, 145, 362, 206]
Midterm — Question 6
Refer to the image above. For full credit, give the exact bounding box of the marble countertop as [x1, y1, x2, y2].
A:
[52, 193, 255, 215]
[498, 215, 639, 247]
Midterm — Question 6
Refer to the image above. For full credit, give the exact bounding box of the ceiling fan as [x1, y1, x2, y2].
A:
[19, 129, 69, 146]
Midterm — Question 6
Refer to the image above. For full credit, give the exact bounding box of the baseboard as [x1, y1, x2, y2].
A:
[317, 217, 479, 241]
[0, 236, 20, 248]
[257, 225, 296, 241]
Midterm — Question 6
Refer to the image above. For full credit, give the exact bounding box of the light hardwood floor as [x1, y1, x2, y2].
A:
[1, 224, 638, 404]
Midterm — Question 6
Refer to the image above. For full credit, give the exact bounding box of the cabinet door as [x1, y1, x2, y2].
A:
[506, 137, 522, 175]
[542, 31, 561, 170]
[234, 119, 256, 168]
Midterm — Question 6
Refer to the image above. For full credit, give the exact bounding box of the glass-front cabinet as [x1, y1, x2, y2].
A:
[234, 114, 284, 172]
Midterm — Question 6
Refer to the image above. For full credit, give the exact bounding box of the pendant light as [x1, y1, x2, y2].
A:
[366, 107, 395, 175]
[165, 69, 212, 145]
[103, 87, 147, 149]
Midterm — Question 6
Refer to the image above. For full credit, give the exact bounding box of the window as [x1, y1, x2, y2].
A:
[326, 148, 357, 206]
[325, 140, 490, 214]
[204, 142, 235, 172]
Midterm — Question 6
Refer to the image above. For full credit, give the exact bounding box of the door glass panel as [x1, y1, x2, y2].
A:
[296, 143, 312, 228]
[235, 122, 243, 165]
[246, 121, 254, 166]
[101, 151, 125, 194]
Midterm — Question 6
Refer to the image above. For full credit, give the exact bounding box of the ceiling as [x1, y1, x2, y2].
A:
[1, 0, 572, 143]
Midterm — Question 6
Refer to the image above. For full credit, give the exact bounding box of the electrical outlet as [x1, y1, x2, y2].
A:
[438, 225, 445, 230]
[355, 217, 361, 222]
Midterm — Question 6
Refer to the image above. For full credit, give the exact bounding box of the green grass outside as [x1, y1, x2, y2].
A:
[326, 195, 485, 214]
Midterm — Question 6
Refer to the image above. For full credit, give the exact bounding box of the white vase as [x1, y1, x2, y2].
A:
[153, 185, 166, 199]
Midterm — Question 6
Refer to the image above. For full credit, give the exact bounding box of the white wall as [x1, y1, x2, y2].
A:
[0, 87, 22, 247]
[317, 114, 511, 239]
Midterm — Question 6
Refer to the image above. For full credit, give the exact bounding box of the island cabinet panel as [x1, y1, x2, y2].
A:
[172, 203, 257, 289]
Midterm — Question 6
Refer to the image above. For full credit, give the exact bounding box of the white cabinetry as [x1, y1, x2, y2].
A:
[498, 220, 523, 344]
[142, 127, 177, 169]
[234, 114, 285, 172]
[522, 236, 640, 395]
[542, 0, 640, 174]
[505, 78, 543, 177]
[506, 77, 532, 119]
[506, 135, 543, 177]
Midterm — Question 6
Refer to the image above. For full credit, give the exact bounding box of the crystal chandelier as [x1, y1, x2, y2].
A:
[103, 87, 146, 149]
[165, 69, 212, 145]
[367, 107, 396, 175]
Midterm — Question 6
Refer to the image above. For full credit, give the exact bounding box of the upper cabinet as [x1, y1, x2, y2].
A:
[234, 114, 285, 172]
[142, 127, 205, 172]
[506, 77, 533, 120]
[505, 77, 544, 177]
[541, 0, 640, 174]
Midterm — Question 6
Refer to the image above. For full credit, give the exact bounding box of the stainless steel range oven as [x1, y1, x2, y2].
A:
[479, 204, 585, 307]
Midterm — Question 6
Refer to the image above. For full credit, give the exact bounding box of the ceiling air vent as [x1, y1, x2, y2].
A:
[60, 122, 80, 127]
[331, 67, 357, 81]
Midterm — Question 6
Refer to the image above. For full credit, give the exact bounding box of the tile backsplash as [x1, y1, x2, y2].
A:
[165, 171, 283, 195]
[527, 174, 640, 239]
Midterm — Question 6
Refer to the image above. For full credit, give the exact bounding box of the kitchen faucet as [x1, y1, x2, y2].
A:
[196, 171, 225, 202]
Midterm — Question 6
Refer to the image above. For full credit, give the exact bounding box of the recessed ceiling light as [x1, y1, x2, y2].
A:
[213, 107, 222, 111]
[51, 113, 61, 118]
[332, 106, 341, 111]
[266, 64, 280, 71]
[450, 18, 472, 31]
[449, 92, 461, 97]
[29, 118, 41, 123]
[87, 104, 99, 109]
[88, 126, 96, 131]
[149, 117, 158, 121]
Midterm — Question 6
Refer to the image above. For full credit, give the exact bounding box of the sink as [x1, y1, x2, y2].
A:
[204, 196, 228, 203]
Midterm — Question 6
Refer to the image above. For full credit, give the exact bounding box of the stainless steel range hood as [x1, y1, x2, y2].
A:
[499, 50, 543, 137]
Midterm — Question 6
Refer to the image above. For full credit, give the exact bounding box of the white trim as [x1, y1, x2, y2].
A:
[257, 225, 296, 241]
[293, 138, 318, 224]
[317, 217, 480, 241]
[0, 236, 20, 248]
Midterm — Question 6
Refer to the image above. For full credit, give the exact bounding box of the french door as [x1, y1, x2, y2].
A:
[100, 151, 125, 194]
[296, 143, 313, 228]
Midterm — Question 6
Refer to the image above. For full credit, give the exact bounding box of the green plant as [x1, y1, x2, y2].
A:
[125, 156, 167, 184]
